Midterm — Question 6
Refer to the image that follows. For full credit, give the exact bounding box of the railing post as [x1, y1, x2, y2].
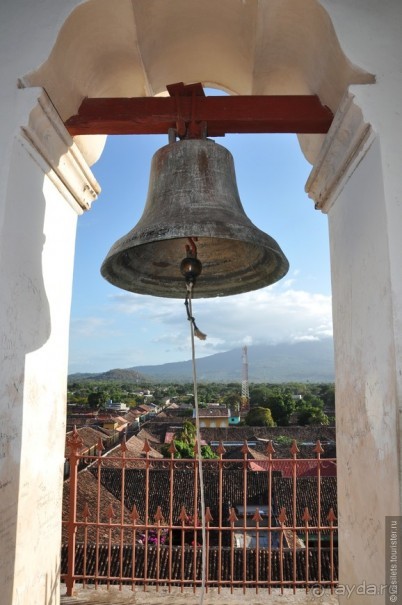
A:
[65, 427, 83, 597]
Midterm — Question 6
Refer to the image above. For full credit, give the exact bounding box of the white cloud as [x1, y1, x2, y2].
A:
[69, 280, 333, 371]
[104, 284, 333, 362]
[282, 278, 296, 288]
[70, 317, 116, 338]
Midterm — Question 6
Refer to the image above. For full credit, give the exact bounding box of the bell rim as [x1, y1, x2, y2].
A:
[101, 234, 289, 299]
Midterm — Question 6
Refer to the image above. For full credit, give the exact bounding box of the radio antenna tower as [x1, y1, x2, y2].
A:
[241, 345, 250, 410]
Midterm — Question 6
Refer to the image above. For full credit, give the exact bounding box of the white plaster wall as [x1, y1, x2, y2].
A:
[328, 137, 400, 604]
[0, 1, 83, 203]
[0, 136, 79, 603]
[0, 4, 97, 603]
[315, 3, 402, 601]
[321, 0, 402, 417]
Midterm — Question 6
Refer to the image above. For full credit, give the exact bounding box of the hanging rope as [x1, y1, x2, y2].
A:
[186, 282, 207, 605]
[184, 292, 207, 341]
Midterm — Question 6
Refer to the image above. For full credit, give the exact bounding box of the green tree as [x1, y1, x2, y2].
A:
[249, 385, 295, 425]
[162, 420, 218, 459]
[264, 389, 295, 426]
[197, 384, 221, 404]
[221, 391, 242, 414]
[180, 420, 196, 444]
[171, 439, 194, 459]
[244, 407, 276, 427]
[165, 385, 178, 397]
[169, 440, 218, 459]
[249, 385, 271, 407]
[296, 395, 329, 425]
[200, 444, 219, 459]
[317, 383, 335, 410]
[87, 390, 108, 409]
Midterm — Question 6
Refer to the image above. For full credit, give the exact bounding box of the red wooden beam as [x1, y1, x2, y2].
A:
[65, 94, 333, 137]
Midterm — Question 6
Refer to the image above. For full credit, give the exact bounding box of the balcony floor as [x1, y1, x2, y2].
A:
[61, 585, 339, 604]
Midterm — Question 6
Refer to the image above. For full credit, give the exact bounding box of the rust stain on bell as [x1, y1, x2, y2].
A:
[101, 138, 289, 298]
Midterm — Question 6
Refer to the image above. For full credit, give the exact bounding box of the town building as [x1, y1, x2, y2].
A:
[193, 406, 231, 428]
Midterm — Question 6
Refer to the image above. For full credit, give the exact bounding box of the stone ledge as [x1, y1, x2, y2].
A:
[305, 93, 374, 214]
[20, 89, 100, 214]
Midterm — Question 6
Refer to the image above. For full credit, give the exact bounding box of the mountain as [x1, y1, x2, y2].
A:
[68, 368, 148, 383]
[69, 339, 334, 383]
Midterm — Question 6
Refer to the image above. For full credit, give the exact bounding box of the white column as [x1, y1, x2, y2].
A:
[0, 89, 99, 605]
[307, 94, 400, 604]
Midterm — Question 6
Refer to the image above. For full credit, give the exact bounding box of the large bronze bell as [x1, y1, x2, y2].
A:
[101, 138, 289, 298]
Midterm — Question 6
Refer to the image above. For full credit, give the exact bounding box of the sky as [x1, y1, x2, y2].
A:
[68, 129, 333, 374]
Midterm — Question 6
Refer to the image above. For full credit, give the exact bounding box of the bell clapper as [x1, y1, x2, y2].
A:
[180, 237, 202, 287]
[181, 237, 207, 340]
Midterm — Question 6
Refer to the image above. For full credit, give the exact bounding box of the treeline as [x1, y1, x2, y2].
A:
[245, 383, 334, 427]
[67, 380, 335, 426]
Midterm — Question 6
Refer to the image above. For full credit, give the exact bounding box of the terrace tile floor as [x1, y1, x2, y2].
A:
[61, 585, 339, 605]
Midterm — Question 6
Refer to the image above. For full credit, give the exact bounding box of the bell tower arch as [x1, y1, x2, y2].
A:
[0, 1, 401, 604]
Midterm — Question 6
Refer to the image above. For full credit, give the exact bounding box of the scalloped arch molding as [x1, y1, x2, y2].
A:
[24, 0, 373, 166]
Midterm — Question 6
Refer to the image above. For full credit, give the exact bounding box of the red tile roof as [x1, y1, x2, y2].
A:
[198, 408, 229, 418]
[65, 426, 110, 457]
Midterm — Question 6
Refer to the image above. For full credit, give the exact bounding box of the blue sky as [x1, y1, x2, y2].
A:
[69, 131, 332, 374]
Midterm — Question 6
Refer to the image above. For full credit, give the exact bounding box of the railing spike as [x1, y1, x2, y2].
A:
[107, 504, 115, 520]
[313, 440, 324, 455]
[66, 427, 84, 453]
[266, 440, 276, 456]
[205, 507, 214, 523]
[302, 507, 312, 523]
[327, 507, 337, 523]
[290, 439, 300, 456]
[241, 440, 251, 456]
[168, 440, 177, 455]
[252, 508, 263, 523]
[97, 437, 104, 454]
[278, 507, 287, 525]
[154, 506, 164, 523]
[120, 436, 128, 453]
[131, 505, 140, 523]
[217, 441, 226, 456]
[179, 506, 189, 524]
[142, 438, 151, 454]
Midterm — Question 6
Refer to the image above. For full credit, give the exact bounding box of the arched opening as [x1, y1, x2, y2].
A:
[69, 129, 332, 374]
